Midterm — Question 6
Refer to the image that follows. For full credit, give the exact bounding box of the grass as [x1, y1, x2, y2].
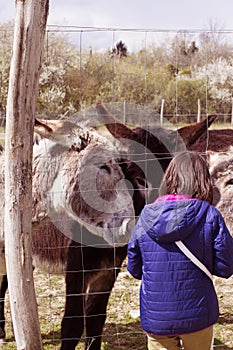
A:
[1, 266, 233, 349]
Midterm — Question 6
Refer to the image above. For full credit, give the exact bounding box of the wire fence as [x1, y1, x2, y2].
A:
[43, 25, 233, 123]
[0, 25, 233, 350]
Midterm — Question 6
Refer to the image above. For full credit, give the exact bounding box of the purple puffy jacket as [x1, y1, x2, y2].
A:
[127, 194, 233, 335]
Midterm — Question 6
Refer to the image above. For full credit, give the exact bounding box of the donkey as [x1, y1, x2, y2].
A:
[208, 148, 233, 233]
[0, 117, 138, 346]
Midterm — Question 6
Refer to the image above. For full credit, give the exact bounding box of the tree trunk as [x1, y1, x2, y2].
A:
[5, 1, 49, 349]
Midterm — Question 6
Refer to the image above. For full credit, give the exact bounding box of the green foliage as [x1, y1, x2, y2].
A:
[1, 21, 233, 120]
[0, 21, 13, 120]
[163, 78, 209, 117]
[38, 33, 81, 117]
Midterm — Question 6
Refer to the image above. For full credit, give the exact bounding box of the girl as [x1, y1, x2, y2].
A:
[127, 151, 233, 350]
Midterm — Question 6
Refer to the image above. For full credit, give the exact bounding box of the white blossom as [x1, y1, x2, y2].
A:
[194, 58, 233, 102]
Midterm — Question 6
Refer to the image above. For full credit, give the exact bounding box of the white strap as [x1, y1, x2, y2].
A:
[175, 241, 213, 281]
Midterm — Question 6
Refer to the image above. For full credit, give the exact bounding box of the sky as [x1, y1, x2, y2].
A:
[1, 0, 233, 51]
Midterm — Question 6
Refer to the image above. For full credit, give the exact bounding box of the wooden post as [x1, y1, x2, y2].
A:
[5, 1, 49, 349]
[197, 98, 201, 123]
[160, 99, 165, 125]
[123, 100, 126, 124]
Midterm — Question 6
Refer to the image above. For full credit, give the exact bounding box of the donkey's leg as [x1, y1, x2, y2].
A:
[0, 274, 7, 339]
[84, 246, 127, 350]
[84, 269, 117, 350]
[60, 241, 86, 350]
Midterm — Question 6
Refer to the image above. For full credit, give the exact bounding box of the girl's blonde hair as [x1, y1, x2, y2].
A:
[159, 151, 213, 204]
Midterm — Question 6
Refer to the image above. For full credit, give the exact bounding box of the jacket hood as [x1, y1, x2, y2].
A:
[140, 194, 210, 243]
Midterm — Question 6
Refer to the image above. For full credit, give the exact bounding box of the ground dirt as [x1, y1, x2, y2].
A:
[1, 260, 232, 349]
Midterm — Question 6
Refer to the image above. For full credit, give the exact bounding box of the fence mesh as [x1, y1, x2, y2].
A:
[0, 25, 233, 349]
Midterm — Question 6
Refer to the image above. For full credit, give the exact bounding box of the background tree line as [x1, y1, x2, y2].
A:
[1, 20, 233, 123]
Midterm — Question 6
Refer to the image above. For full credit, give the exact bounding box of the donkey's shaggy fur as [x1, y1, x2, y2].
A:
[0, 118, 137, 349]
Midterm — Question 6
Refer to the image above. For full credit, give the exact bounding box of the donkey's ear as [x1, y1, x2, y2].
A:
[34, 118, 53, 139]
[178, 114, 217, 147]
[96, 101, 137, 139]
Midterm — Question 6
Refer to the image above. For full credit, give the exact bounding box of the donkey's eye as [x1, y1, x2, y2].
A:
[97, 164, 111, 174]
[137, 177, 148, 188]
[225, 178, 233, 187]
